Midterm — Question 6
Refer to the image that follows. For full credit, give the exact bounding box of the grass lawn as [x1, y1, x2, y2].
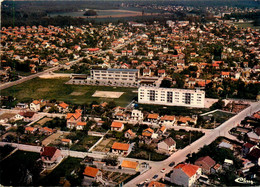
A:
[70, 135, 101, 152]
[1, 78, 137, 106]
[128, 147, 168, 161]
[38, 157, 83, 186]
[201, 110, 235, 129]
[0, 150, 40, 186]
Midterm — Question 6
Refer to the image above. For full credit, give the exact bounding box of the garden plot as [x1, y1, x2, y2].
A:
[92, 91, 124, 98]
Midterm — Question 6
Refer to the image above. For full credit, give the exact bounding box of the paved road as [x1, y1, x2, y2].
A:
[124, 101, 260, 186]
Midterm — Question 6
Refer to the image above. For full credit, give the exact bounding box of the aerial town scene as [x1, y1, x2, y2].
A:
[0, 0, 259, 186]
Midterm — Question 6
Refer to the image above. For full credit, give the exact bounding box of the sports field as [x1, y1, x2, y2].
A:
[1, 78, 137, 106]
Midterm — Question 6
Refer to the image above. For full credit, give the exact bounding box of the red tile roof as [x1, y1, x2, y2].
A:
[112, 142, 130, 151]
[83, 166, 99, 178]
[41, 146, 57, 157]
[174, 164, 200, 177]
[111, 121, 123, 128]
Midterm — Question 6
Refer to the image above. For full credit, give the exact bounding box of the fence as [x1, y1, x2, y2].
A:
[88, 136, 104, 152]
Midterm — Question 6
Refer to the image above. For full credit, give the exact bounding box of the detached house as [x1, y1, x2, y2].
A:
[125, 129, 136, 139]
[40, 146, 63, 170]
[111, 142, 131, 156]
[157, 137, 176, 153]
[195, 156, 216, 174]
[83, 166, 102, 184]
[142, 128, 154, 138]
[58, 102, 69, 113]
[170, 164, 201, 187]
[121, 160, 139, 171]
[30, 100, 41, 111]
[131, 109, 143, 121]
[111, 121, 124, 132]
[147, 113, 159, 123]
[160, 115, 175, 126]
[66, 109, 82, 129]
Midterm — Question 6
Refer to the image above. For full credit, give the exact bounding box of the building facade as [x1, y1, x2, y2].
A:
[90, 69, 139, 85]
[138, 86, 205, 108]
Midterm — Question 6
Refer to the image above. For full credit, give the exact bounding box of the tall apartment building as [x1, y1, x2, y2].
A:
[90, 69, 139, 83]
[138, 86, 205, 108]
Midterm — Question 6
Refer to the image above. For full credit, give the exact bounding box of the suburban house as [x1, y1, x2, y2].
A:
[25, 126, 37, 134]
[148, 181, 166, 187]
[131, 109, 144, 121]
[247, 131, 260, 143]
[66, 109, 82, 129]
[111, 142, 131, 156]
[170, 164, 201, 187]
[61, 138, 72, 145]
[76, 122, 87, 130]
[19, 111, 36, 122]
[157, 137, 176, 153]
[124, 129, 136, 139]
[121, 160, 139, 171]
[218, 141, 233, 150]
[57, 102, 69, 113]
[39, 127, 54, 135]
[194, 156, 216, 174]
[83, 166, 102, 183]
[147, 113, 160, 123]
[158, 126, 167, 135]
[30, 100, 41, 111]
[111, 121, 124, 132]
[160, 115, 176, 126]
[142, 128, 154, 138]
[40, 146, 63, 170]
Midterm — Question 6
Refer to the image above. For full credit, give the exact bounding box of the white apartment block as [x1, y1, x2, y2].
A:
[90, 69, 139, 83]
[138, 86, 205, 108]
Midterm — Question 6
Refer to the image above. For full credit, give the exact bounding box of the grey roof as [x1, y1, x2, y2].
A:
[164, 137, 176, 146]
[218, 142, 232, 149]
[107, 68, 138, 72]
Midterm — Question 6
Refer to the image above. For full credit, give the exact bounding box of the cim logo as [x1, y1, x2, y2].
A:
[234, 177, 254, 185]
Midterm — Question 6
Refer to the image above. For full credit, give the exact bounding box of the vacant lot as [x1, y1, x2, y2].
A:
[1, 78, 137, 106]
[93, 138, 116, 153]
[70, 135, 101, 152]
[92, 91, 124, 98]
[37, 117, 53, 126]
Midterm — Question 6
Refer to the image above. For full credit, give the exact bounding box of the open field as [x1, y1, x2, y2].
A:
[93, 138, 116, 153]
[1, 78, 137, 106]
[92, 91, 124, 98]
[36, 117, 53, 126]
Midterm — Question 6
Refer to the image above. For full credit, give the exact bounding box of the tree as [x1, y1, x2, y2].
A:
[210, 99, 225, 110]
[160, 79, 172, 88]
[102, 155, 118, 166]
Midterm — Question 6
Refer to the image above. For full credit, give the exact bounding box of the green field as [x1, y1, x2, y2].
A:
[1, 78, 137, 106]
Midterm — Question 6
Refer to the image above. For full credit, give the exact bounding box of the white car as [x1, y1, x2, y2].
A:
[161, 168, 166, 173]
